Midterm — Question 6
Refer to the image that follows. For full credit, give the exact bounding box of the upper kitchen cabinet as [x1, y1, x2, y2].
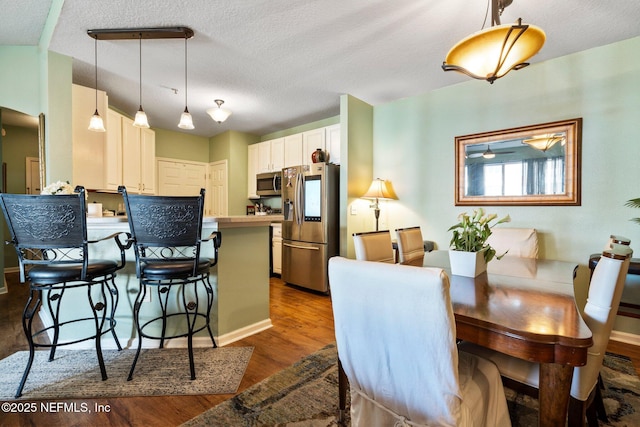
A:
[325, 124, 340, 165]
[302, 128, 325, 167]
[121, 114, 156, 194]
[104, 109, 123, 191]
[284, 133, 303, 167]
[72, 84, 108, 190]
[257, 138, 284, 173]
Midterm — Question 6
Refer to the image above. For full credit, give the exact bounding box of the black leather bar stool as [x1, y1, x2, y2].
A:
[0, 186, 128, 397]
[119, 186, 221, 381]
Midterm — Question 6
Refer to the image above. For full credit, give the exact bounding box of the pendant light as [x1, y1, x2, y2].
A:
[133, 33, 150, 128]
[206, 99, 232, 123]
[177, 36, 194, 129]
[442, 0, 545, 84]
[88, 37, 106, 132]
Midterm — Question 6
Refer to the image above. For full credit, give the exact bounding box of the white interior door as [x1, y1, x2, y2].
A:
[209, 160, 228, 216]
[157, 159, 206, 196]
[25, 156, 40, 194]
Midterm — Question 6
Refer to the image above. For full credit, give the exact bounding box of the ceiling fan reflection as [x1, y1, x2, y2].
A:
[467, 145, 514, 159]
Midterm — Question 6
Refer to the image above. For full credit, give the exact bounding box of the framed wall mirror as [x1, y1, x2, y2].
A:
[455, 118, 582, 206]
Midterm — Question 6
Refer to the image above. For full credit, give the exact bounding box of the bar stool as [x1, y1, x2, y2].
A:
[0, 186, 128, 397]
[119, 186, 221, 381]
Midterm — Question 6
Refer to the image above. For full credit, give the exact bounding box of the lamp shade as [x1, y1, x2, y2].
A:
[88, 109, 106, 132]
[443, 19, 545, 83]
[362, 178, 397, 200]
[178, 107, 194, 129]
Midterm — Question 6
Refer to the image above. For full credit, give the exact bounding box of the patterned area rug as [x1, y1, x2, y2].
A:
[0, 347, 253, 400]
[182, 343, 640, 427]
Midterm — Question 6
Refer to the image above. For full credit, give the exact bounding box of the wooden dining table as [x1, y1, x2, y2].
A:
[337, 251, 593, 427]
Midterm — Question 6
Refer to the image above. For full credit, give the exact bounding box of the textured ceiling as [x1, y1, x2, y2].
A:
[2, 0, 640, 137]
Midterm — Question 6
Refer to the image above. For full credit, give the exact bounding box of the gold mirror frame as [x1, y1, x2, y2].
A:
[455, 118, 582, 206]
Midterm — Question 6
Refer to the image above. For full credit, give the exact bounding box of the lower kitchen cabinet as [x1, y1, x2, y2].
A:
[271, 223, 282, 275]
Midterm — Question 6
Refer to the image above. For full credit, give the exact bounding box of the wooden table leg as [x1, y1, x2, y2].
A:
[539, 362, 574, 427]
[338, 358, 348, 422]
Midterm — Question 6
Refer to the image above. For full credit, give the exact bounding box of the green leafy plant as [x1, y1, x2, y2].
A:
[625, 198, 640, 225]
[448, 208, 511, 263]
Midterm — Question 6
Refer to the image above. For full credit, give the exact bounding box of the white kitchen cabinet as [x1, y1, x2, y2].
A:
[257, 138, 284, 173]
[121, 115, 156, 194]
[104, 109, 123, 191]
[247, 143, 259, 198]
[72, 84, 107, 190]
[325, 124, 341, 165]
[302, 128, 326, 167]
[284, 133, 303, 167]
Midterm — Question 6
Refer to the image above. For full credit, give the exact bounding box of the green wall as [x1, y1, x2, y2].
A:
[155, 127, 209, 161]
[369, 36, 640, 336]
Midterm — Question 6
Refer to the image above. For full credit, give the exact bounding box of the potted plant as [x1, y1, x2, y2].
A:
[625, 198, 640, 225]
[448, 208, 511, 277]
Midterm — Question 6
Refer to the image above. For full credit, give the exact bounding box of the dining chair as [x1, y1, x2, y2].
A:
[352, 230, 395, 263]
[486, 227, 539, 258]
[0, 186, 128, 397]
[395, 226, 425, 264]
[119, 186, 222, 381]
[329, 256, 512, 426]
[459, 244, 633, 427]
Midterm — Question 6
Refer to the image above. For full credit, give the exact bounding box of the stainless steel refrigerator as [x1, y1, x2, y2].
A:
[281, 163, 339, 293]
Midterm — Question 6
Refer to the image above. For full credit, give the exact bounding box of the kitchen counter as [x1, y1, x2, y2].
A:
[40, 215, 275, 349]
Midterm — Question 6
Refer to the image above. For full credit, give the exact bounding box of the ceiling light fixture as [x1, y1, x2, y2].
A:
[442, 0, 545, 84]
[177, 35, 194, 130]
[133, 33, 150, 128]
[87, 27, 194, 129]
[207, 99, 232, 123]
[522, 133, 565, 152]
[88, 37, 106, 132]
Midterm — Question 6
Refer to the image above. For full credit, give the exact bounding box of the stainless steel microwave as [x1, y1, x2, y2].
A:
[256, 171, 282, 196]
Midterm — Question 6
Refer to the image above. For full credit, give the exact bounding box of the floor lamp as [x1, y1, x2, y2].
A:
[362, 178, 397, 231]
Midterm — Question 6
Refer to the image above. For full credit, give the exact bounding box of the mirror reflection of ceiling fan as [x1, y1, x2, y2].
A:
[467, 145, 515, 159]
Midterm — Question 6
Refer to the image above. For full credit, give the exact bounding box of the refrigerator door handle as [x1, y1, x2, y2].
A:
[295, 171, 303, 225]
[283, 242, 320, 251]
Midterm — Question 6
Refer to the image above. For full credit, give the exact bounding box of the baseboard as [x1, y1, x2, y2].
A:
[216, 319, 273, 346]
[610, 330, 640, 346]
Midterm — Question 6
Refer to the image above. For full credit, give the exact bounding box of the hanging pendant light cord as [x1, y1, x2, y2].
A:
[94, 37, 99, 108]
[184, 37, 188, 108]
[139, 33, 143, 108]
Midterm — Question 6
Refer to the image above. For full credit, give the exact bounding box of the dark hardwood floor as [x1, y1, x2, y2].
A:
[1, 271, 639, 427]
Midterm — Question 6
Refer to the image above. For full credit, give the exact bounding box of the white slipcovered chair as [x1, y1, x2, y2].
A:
[329, 256, 511, 427]
[352, 230, 395, 263]
[395, 226, 425, 264]
[486, 227, 539, 258]
[459, 244, 632, 427]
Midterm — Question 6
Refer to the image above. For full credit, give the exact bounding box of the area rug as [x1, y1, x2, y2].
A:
[0, 347, 253, 401]
[182, 343, 640, 427]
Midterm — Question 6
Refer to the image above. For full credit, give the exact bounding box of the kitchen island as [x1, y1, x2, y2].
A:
[39, 215, 281, 349]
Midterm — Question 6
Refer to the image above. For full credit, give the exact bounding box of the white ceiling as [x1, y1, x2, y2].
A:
[2, 0, 640, 137]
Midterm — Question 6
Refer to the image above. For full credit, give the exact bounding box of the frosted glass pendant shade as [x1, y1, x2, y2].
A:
[133, 106, 150, 128]
[178, 107, 194, 129]
[88, 109, 106, 132]
[206, 99, 232, 123]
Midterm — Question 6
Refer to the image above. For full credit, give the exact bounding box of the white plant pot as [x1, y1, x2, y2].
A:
[448, 250, 487, 277]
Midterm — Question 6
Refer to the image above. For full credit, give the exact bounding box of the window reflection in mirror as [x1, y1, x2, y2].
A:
[455, 119, 582, 206]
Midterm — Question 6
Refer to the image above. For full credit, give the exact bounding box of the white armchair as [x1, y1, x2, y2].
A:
[329, 257, 511, 426]
[352, 230, 395, 263]
[486, 227, 538, 258]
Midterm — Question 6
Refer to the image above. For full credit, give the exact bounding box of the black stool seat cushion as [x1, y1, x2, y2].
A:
[141, 258, 211, 281]
[28, 259, 119, 285]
